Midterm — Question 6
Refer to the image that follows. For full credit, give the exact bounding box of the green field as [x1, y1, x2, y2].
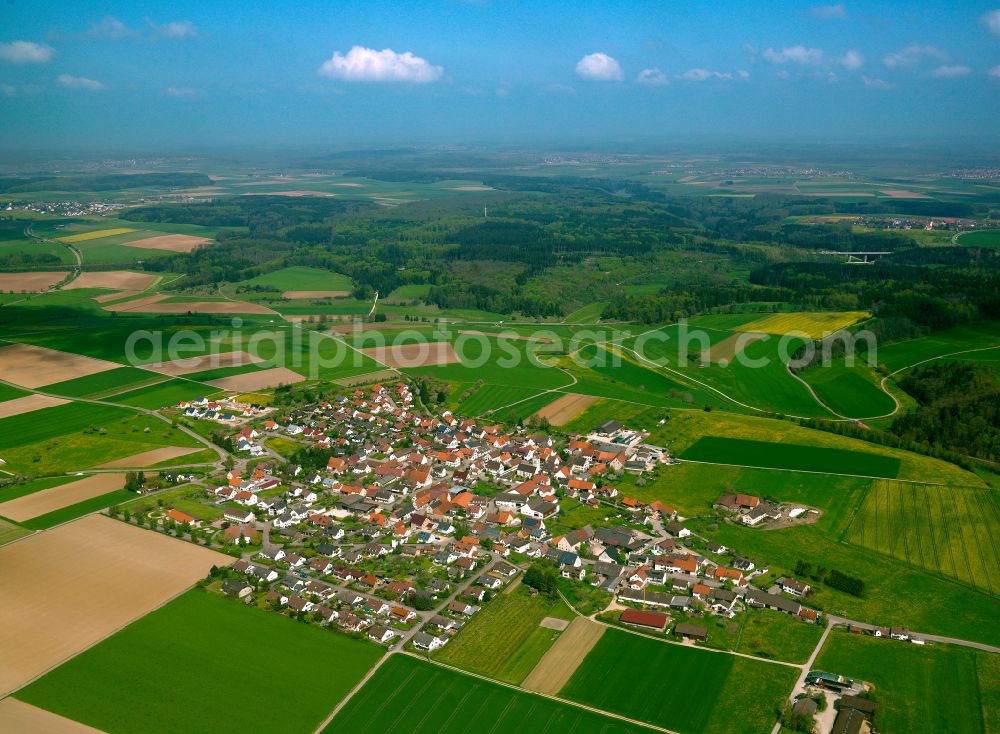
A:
[560, 629, 797, 734]
[845, 480, 1000, 595]
[492, 391, 560, 423]
[681, 436, 901, 478]
[435, 585, 574, 684]
[0, 383, 29, 402]
[18, 489, 136, 529]
[238, 265, 353, 292]
[39, 367, 163, 398]
[456, 383, 541, 416]
[877, 320, 1000, 373]
[0, 475, 77, 503]
[733, 610, 824, 664]
[956, 229, 1000, 247]
[798, 360, 897, 419]
[111, 378, 220, 409]
[0, 517, 31, 545]
[0, 402, 204, 474]
[814, 631, 996, 734]
[326, 654, 648, 734]
[17, 590, 383, 734]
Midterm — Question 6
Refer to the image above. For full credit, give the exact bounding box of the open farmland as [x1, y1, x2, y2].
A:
[560, 628, 797, 734]
[63, 271, 158, 291]
[0, 472, 125, 522]
[121, 233, 211, 252]
[533, 392, 598, 425]
[110, 378, 219, 409]
[325, 654, 649, 734]
[797, 360, 897, 419]
[0, 393, 69, 418]
[814, 631, 995, 734]
[16, 590, 382, 734]
[522, 616, 605, 694]
[0, 699, 105, 734]
[361, 341, 459, 368]
[456, 383, 540, 416]
[736, 311, 869, 338]
[146, 350, 264, 376]
[237, 265, 353, 294]
[0, 402, 204, 474]
[207, 366, 305, 390]
[95, 446, 201, 468]
[0, 272, 68, 292]
[0, 343, 120, 389]
[956, 229, 1000, 246]
[845, 480, 1000, 595]
[39, 366, 162, 398]
[59, 227, 136, 243]
[0, 515, 231, 696]
[680, 436, 901, 478]
[876, 320, 1000, 373]
[436, 586, 575, 684]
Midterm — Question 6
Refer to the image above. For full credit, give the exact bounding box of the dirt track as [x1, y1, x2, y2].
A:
[95, 447, 200, 468]
[207, 366, 304, 391]
[0, 514, 232, 696]
[0, 343, 119, 389]
[533, 392, 597, 426]
[0, 394, 69, 419]
[521, 616, 604, 694]
[122, 234, 211, 253]
[0, 473, 125, 522]
[0, 699, 105, 734]
[0, 272, 68, 293]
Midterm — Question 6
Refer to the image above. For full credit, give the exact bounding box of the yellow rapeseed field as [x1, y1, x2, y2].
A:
[738, 311, 869, 339]
[59, 227, 135, 243]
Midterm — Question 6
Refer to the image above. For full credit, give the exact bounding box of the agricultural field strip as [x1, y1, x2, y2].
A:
[0, 378, 222, 465]
[678, 456, 913, 483]
[846, 481, 1000, 595]
[398, 653, 675, 734]
[481, 368, 577, 416]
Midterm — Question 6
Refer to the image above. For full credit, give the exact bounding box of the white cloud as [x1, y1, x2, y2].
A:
[0, 41, 54, 64]
[883, 44, 946, 68]
[930, 64, 970, 78]
[982, 9, 1000, 37]
[89, 16, 134, 40]
[762, 45, 825, 65]
[57, 74, 105, 91]
[148, 20, 200, 39]
[318, 46, 443, 83]
[575, 52, 623, 81]
[678, 68, 732, 82]
[166, 85, 199, 96]
[635, 67, 668, 86]
[990, 65, 1000, 78]
[811, 4, 847, 19]
[839, 49, 864, 70]
[862, 74, 892, 88]
[738, 69, 750, 78]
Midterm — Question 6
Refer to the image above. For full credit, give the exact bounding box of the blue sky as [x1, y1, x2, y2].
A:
[2, 1, 999, 150]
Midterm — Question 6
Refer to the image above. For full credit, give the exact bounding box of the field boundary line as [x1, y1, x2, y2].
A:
[399, 652, 676, 734]
[310, 651, 390, 734]
[676, 457, 943, 484]
[1, 534, 231, 700]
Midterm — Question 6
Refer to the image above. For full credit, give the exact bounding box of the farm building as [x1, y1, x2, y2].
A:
[619, 608, 669, 631]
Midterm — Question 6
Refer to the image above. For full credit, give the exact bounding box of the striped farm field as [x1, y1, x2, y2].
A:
[736, 311, 869, 339]
[59, 228, 136, 243]
[845, 480, 1000, 596]
[456, 383, 540, 416]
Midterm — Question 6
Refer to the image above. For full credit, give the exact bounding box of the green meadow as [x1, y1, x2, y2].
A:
[17, 590, 383, 734]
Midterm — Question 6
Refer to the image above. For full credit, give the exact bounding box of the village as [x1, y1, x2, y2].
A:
[95, 380, 957, 733]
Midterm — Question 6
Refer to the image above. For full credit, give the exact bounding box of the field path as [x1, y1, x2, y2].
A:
[522, 616, 604, 694]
